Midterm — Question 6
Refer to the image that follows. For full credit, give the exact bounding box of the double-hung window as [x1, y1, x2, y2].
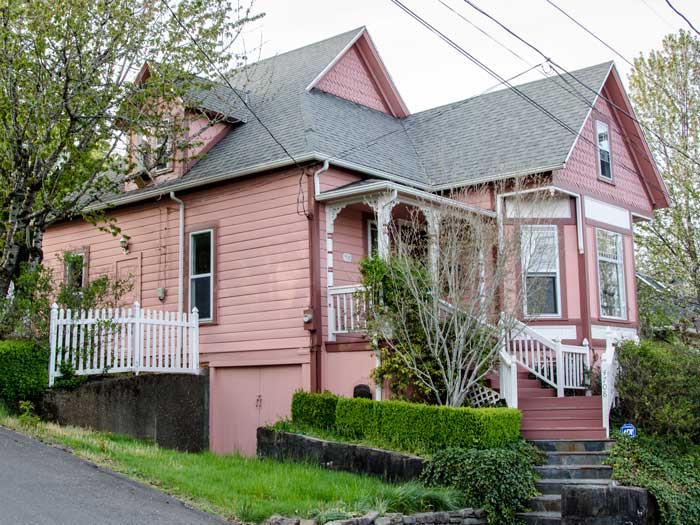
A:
[521, 225, 560, 317]
[596, 228, 626, 319]
[64, 251, 87, 290]
[596, 121, 612, 181]
[189, 230, 214, 321]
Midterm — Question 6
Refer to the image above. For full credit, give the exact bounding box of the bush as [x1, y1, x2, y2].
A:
[421, 446, 538, 525]
[608, 432, 700, 525]
[291, 391, 339, 429]
[616, 339, 700, 440]
[0, 340, 49, 409]
[335, 397, 520, 452]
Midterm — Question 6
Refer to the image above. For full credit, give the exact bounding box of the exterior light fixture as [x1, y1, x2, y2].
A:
[119, 235, 130, 254]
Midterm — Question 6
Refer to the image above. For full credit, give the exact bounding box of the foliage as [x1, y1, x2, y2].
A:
[291, 391, 339, 430]
[18, 400, 40, 427]
[0, 412, 459, 523]
[608, 433, 700, 525]
[421, 446, 538, 525]
[630, 30, 700, 304]
[334, 397, 521, 453]
[0, 340, 49, 409]
[53, 362, 88, 391]
[0, 256, 132, 341]
[0, 0, 263, 299]
[615, 339, 700, 441]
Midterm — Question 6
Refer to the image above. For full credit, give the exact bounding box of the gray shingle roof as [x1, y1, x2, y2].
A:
[100, 30, 615, 207]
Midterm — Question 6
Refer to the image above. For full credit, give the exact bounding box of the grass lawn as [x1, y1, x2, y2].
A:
[0, 404, 459, 523]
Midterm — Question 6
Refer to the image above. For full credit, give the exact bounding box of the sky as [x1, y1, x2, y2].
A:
[239, 0, 700, 113]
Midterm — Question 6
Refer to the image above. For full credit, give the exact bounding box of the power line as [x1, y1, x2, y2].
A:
[544, 0, 633, 68]
[665, 0, 700, 36]
[159, 0, 311, 217]
[461, 0, 700, 169]
[641, 0, 676, 29]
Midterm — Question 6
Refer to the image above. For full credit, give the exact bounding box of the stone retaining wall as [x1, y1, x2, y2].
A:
[41, 372, 209, 452]
[561, 485, 659, 525]
[268, 509, 487, 525]
[256, 428, 424, 482]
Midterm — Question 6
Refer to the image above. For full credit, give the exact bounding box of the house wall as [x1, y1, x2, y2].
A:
[43, 167, 314, 455]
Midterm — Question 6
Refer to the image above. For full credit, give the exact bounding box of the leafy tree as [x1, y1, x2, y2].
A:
[630, 30, 700, 303]
[0, 0, 262, 297]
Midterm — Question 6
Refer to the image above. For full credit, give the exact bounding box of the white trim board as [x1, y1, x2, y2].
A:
[522, 325, 578, 341]
[591, 324, 637, 340]
[584, 197, 631, 230]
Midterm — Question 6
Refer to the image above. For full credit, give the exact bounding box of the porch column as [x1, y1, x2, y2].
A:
[325, 203, 347, 342]
[422, 207, 441, 276]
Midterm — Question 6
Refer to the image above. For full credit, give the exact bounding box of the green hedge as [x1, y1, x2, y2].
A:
[0, 340, 49, 408]
[335, 397, 521, 452]
[291, 391, 339, 429]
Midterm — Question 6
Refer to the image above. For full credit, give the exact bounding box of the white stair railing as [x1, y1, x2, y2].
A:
[601, 329, 619, 438]
[49, 302, 200, 387]
[327, 284, 366, 340]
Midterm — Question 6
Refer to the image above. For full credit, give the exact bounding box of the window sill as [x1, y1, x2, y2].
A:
[524, 315, 564, 322]
[597, 176, 615, 186]
[598, 315, 629, 323]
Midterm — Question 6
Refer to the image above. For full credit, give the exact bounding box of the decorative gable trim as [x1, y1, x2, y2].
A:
[305, 28, 409, 118]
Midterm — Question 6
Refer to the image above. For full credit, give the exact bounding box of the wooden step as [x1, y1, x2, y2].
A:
[519, 396, 601, 409]
[522, 427, 607, 440]
[519, 387, 556, 398]
[522, 408, 602, 420]
[521, 417, 603, 430]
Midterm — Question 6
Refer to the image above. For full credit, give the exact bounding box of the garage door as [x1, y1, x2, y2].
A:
[210, 365, 302, 455]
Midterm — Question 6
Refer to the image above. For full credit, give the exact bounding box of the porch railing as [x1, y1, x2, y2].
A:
[328, 284, 366, 340]
[48, 302, 199, 387]
[601, 330, 620, 438]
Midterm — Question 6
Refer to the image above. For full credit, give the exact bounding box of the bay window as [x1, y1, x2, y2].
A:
[521, 225, 560, 317]
[189, 229, 214, 321]
[596, 228, 626, 319]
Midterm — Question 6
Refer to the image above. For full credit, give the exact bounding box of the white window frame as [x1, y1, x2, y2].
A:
[596, 228, 627, 321]
[64, 249, 88, 289]
[189, 229, 214, 322]
[596, 120, 613, 182]
[521, 225, 561, 319]
[367, 219, 378, 256]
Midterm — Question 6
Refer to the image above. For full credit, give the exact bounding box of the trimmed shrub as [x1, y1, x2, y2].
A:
[291, 391, 339, 429]
[0, 340, 49, 409]
[616, 339, 700, 440]
[421, 446, 538, 525]
[335, 397, 520, 452]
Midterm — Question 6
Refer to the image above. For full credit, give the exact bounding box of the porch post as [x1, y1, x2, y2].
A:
[326, 203, 347, 342]
[422, 207, 441, 277]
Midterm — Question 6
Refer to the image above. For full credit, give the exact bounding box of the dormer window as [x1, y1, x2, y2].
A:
[136, 122, 172, 174]
[596, 120, 612, 181]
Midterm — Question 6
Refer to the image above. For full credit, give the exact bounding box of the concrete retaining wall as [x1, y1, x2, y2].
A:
[256, 428, 424, 482]
[561, 485, 659, 525]
[41, 373, 208, 452]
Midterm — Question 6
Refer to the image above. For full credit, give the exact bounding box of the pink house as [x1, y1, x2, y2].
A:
[43, 28, 669, 454]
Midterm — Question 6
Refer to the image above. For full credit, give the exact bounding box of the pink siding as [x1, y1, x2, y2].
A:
[553, 86, 654, 216]
[316, 44, 391, 114]
[563, 225, 581, 321]
[624, 235, 638, 323]
[586, 225, 600, 321]
[323, 351, 376, 398]
[333, 207, 367, 286]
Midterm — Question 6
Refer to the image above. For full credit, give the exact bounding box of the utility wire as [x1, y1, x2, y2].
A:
[160, 0, 311, 217]
[665, 0, 700, 36]
[461, 0, 700, 169]
[545, 0, 634, 67]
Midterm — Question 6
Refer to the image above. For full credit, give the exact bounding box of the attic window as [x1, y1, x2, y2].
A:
[596, 120, 612, 181]
[136, 122, 172, 174]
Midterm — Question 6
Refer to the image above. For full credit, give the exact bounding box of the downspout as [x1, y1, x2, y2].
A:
[313, 159, 330, 198]
[311, 161, 330, 393]
[169, 192, 185, 314]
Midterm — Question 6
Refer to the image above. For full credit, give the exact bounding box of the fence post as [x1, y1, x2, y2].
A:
[554, 338, 565, 397]
[133, 302, 141, 375]
[48, 303, 59, 387]
[191, 307, 199, 372]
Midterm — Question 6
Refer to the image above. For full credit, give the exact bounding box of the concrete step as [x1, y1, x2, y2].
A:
[522, 408, 602, 420]
[534, 464, 612, 480]
[545, 451, 609, 465]
[531, 439, 614, 452]
[530, 494, 561, 513]
[521, 418, 603, 430]
[519, 395, 602, 409]
[523, 427, 607, 440]
[535, 478, 611, 495]
[515, 511, 561, 525]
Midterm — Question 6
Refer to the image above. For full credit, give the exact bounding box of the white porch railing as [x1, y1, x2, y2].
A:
[48, 302, 199, 387]
[328, 284, 366, 340]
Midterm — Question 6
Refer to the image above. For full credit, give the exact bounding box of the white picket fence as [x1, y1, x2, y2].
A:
[48, 302, 199, 387]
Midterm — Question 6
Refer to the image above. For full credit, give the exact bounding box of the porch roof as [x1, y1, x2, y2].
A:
[317, 178, 496, 218]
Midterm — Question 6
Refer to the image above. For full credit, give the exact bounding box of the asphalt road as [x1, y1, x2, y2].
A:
[0, 426, 230, 525]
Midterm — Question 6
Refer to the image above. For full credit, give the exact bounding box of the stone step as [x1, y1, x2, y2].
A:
[531, 439, 614, 452]
[521, 418, 603, 430]
[534, 464, 612, 480]
[545, 451, 609, 465]
[523, 427, 607, 440]
[515, 511, 561, 525]
[530, 494, 561, 513]
[535, 478, 611, 495]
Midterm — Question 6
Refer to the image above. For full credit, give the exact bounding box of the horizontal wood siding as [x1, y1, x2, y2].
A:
[43, 168, 312, 362]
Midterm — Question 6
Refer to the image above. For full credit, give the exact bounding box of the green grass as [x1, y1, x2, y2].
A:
[0, 403, 460, 523]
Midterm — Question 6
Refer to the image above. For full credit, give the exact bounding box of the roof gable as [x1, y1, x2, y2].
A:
[307, 29, 409, 118]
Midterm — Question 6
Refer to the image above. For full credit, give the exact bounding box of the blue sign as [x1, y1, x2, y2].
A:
[620, 423, 637, 438]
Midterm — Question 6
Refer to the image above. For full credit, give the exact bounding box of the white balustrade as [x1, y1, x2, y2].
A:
[48, 302, 199, 387]
[328, 284, 366, 340]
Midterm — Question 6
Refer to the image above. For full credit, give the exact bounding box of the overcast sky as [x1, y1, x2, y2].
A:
[242, 0, 700, 113]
